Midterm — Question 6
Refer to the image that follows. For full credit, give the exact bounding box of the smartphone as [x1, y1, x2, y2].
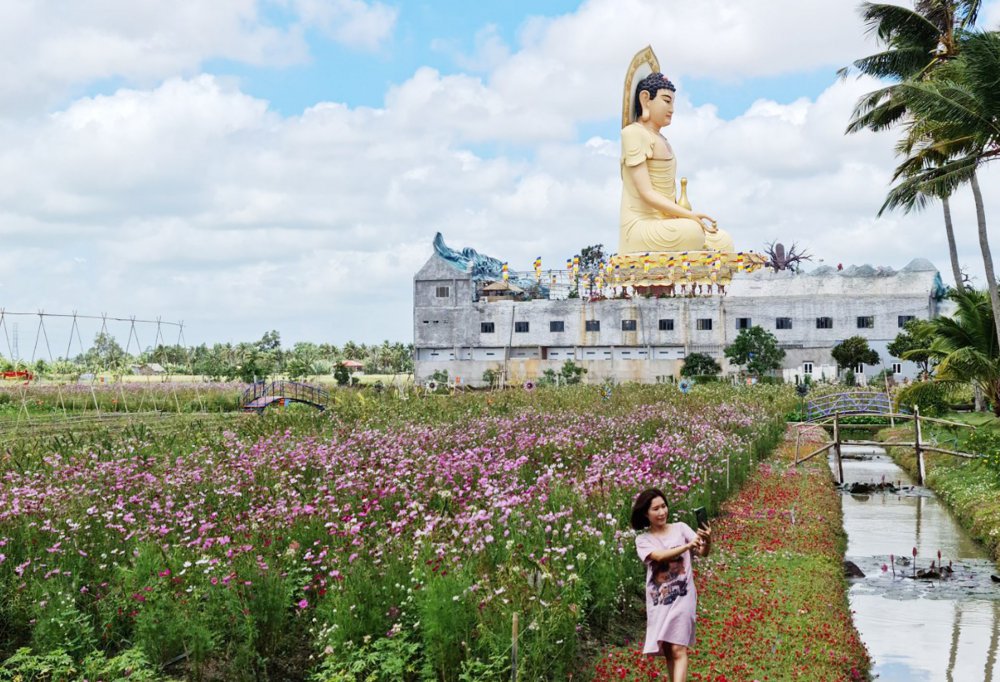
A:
[693, 506, 709, 530]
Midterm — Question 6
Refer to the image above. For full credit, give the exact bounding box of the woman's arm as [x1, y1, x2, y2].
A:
[645, 538, 702, 563]
[625, 162, 716, 228]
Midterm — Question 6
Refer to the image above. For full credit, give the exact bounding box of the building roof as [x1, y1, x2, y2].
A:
[481, 281, 524, 293]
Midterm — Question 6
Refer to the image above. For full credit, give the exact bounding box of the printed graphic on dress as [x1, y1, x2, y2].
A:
[648, 552, 687, 606]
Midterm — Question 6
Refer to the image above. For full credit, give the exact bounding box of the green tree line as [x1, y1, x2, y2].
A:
[0, 330, 414, 383]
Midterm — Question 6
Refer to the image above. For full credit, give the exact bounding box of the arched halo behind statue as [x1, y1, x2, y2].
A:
[621, 46, 660, 130]
[611, 46, 765, 296]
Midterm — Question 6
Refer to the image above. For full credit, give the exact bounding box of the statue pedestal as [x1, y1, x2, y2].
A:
[608, 251, 767, 295]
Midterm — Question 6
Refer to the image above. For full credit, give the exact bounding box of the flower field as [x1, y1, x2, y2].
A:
[0, 385, 790, 680]
[592, 429, 871, 682]
[0, 381, 245, 416]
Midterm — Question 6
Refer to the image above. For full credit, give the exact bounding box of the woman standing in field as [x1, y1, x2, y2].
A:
[631, 488, 711, 682]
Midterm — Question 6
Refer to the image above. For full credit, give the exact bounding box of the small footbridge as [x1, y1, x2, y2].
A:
[793, 391, 979, 485]
[804, 391, 907, 421]
[240, 380, 330, 413]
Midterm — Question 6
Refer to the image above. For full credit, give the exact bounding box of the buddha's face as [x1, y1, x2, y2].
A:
[643, 88, 675, 128]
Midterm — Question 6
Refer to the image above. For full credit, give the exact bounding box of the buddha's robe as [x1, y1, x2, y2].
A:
[619, 123, 734, 254]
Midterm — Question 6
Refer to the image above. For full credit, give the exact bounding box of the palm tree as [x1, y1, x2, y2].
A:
[881, 30, 1000, 347]
[921, 287, 1000, 415]
[841, 1, 982, 291]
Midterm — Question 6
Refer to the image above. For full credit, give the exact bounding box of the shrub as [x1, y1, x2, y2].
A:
[967, 429, 1000, 480]
[895, 381, 949, 417]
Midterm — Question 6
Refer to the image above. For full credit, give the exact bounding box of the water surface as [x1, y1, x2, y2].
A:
[834, 445, 1000, 681]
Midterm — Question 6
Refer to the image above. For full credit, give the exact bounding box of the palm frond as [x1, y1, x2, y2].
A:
[881, 155, 978, 213]
[861, 3, 943, 45]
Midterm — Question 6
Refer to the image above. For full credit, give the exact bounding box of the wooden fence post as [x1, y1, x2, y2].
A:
[511, 612, 519, 682]
[833, 415, 843, 484]
[794, 427, 801, 466]
[914, 405, 925, 486]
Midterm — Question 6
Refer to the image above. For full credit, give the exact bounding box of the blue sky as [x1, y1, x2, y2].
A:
[199, 2, 844, 127]
[2, 0, 999, 346]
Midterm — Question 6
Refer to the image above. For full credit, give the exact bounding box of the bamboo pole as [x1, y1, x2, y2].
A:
[833, 415, 844, 484]
[794, 427, 801, 465]
[797, 442, 834, 465]
[921, 445, 980, 459]
[914, 405, 925, 486]
[511, 612, 519, 682]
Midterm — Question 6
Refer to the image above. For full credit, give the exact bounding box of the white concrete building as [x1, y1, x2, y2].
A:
[414, 250, 945, 386]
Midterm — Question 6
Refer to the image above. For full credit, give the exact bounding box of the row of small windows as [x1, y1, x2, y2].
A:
[480, 315, 918, 334]
[483, 319, 676, 334]
[802, 361, 905, 374]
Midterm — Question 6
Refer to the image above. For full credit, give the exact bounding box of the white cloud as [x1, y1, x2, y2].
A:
[433, 24, 512, 73]
[0, 0, 399, 117]
[289, 0, 398, 51]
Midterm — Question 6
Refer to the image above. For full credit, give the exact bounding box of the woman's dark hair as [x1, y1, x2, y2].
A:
[633, 72, 676, 121]
[631, 488, 668, 530]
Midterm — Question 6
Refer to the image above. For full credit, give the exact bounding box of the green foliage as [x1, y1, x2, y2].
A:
[967, 428, 1000, 479]
[482, 368, 500, 386]
[724, 326, 785, 377]
[333, 362, 351, 386]
[28, 587, 96, 659]
[831, 336, 880, 373]
[895, 380, 950, 417]
[681, 352, 721, 378]
[311, 632, 422, 682]
[80, 332, 127, 373]
[415, 574, 478, 680]
[0, 648, 78, 681]
[924, 288, 1000, 416]
[539, 360, 588, 387]
[887, 318, 935, 375]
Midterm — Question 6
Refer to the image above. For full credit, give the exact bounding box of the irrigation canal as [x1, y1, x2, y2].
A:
[833, 444, 1000, 681]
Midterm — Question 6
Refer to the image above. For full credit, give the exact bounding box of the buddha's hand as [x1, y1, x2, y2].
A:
[695, 214, 718, 234]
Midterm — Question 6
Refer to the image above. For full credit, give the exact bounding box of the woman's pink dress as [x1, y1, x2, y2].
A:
[635, 522, 698, 654]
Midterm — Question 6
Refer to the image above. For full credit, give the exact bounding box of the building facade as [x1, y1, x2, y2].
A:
[414, 252, 945, 386]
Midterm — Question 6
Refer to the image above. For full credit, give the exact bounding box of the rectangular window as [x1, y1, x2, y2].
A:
[659, 318, 674, 331]
[481, 322, 495, 334]
[514, 321, 529, 333]
[898, 315, 916, 328]
[855, 363, 865, 374]
[736, 317, 752, 330]
[585, 320, 601, 332]
[435, 286, 450, 298]
[549, 320, 565, 333]
[816, 317, 833, 329]
[857, 316, 874, 329]
[621, 319, 637, 331]
[892, 362, 903, 374]
[803, 362, 814, 375]
[776, 317, 793, 330]
[696, 319, 713, 331]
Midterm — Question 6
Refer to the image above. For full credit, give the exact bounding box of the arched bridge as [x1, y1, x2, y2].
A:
[240, 380, 330, 413]
[805, 391, 909, 421]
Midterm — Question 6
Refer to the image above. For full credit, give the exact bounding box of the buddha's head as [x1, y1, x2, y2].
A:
[634, 72, 676, 127]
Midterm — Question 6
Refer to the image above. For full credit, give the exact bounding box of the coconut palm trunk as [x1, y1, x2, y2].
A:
[942, 196, 964, 291]
[970, 172, 1000, 347]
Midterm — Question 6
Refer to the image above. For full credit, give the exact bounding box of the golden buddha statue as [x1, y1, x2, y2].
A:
[619, 49, 734, 254]
[610, 47, 762, 293]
